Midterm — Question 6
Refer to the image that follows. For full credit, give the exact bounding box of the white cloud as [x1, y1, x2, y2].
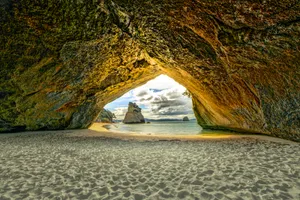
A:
[105, 74, 195, 120]
[113, 107, 128, 119]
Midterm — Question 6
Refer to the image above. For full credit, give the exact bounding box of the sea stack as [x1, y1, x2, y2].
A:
[123, 102, 145, 124]
[183, 116, 189, 121]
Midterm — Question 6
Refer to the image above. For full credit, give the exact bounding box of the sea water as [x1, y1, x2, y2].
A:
[106, 120, 203, 135]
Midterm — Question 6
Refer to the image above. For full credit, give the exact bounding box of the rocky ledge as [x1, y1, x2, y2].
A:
[0, 0, 299, 141]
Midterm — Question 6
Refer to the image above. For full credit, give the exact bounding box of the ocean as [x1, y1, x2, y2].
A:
[106, 120, 203, 135]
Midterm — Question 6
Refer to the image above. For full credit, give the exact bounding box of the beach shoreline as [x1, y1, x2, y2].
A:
[81, 123, 297, 145]
[0, 122, 296, 145]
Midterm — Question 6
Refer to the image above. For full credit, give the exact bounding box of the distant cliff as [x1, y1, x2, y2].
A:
[123, 103, 145, 124]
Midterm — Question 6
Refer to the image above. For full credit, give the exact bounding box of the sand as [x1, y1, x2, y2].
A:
[0, 126, 299, 199]
[87, 123, 297, 145]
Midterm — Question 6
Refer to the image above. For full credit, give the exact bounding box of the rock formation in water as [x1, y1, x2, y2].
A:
[0, 1, 299, 141]
[96, 109, 115, 123]
[123, 102, 145, 124]
[183, 116, 189, 121]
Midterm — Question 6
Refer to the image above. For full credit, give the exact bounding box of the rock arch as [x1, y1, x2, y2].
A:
[0, 0, 299, 141]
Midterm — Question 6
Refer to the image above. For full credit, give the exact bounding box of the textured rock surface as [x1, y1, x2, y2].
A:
[96, 109, 115, 123]
[123, 102, 145, 124]
[0, 0, 299, 141]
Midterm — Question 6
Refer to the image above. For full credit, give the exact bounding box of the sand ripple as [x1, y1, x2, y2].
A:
[0, 132, 299, 199]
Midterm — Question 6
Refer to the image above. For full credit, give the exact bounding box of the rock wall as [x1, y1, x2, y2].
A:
[0, 0, 299, 141]
[123, 102, 145, 124]
[96, 109, 116, 123]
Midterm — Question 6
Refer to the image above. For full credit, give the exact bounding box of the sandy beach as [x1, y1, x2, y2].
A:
[86, 123, 298, 145]
[0, 124, 299, 199]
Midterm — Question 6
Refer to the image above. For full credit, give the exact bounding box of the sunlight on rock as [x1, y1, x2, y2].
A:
[1, 1, 300, 199]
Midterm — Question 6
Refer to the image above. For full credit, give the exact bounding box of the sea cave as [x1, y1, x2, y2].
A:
[0, 1, 300, 199]
[1, 0, 299, 141]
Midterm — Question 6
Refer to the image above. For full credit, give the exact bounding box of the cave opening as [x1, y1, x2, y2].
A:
[92, 74, 203, 135]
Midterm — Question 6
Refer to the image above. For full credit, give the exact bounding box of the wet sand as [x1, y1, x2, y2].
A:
[0, 126, 299, 199]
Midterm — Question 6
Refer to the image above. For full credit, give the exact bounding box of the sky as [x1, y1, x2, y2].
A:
[104, 74, 196, 120]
